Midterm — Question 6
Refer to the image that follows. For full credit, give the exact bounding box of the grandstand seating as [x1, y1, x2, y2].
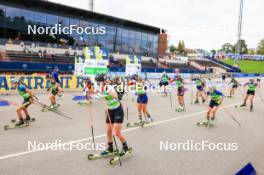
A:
[192, 59, 227, 70]
[164, 62, 198, 70]
[109, 59, 126, 67]
[0, 39, 206, 73]
[209, 57, 241, 72]
[141, 61, 158, 68]
[5, 50, 74, 64]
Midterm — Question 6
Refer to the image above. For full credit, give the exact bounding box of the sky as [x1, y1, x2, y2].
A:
[49, 0, 264, 50]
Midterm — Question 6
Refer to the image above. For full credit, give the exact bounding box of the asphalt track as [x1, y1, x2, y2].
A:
[0, 78, 264, 175]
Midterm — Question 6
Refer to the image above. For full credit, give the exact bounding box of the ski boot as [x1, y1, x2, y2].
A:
[146, 116, 154, 123]
[138, 116, 143, 124]
[250, 105, 253, 112]
[240, 103, 246, 107]
[15, 119, 24, 126]
[109, 142, 132, 165]
[88, 144, 117, 160]
[197, 118, 210, 127]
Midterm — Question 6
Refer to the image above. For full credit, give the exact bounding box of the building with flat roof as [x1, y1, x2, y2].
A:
[0, 0, 166, 57]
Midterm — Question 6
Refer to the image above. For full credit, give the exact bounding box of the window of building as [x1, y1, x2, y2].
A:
[69, 18, 80, 46]
[34, 12, 46, 27]
[5, 6, 21, 39]
[0, 5, 5, 38]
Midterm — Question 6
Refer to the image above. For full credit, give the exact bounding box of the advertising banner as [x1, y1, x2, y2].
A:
[74, 46, 109, 76]
[125, 55, 142, 76]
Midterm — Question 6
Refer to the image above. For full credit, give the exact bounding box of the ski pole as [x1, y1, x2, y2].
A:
[182, 96, 186, 112]
[105, 109, 122, 166]
[88, 102, 95, 145]
[126, 92, 129, 121]
[190, 81, 194, 105]
[169, 92, 173, 111]
[222, 107, 241, 127]
[33, 101, 72, 120]
[256, 89, 264, 104]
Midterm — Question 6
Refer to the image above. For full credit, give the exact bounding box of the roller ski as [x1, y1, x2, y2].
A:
[41, 104, 60, 112]
[194, 100, 199, 104]
[4, 120, 29, 130]
[127, 120, 146, 127]
[11, 117, 35, 123]
[175, 106, 185, 112]
[196, 119, 215, 128]
[77, 101, 92, 106]
[234, 104, 245, 109]
[235, 103, 249, 111]
[109, 148, 132, 165]
[88, 150, 118, 160]
[127, 117, 153, 127]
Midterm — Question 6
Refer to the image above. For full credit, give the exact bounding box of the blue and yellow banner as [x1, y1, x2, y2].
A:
[125, 55, 142, 64]
[83, 46, 109, 60]
[0, 75, 86, 93]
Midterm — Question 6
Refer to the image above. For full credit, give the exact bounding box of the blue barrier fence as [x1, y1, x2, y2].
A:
[0, 62, 207, 74]
[0, 61, 74, 73]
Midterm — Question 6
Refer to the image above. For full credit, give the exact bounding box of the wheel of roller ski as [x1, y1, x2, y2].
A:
[4, 125, 8, 130]
[126, 123, 130, 127]
[196, 122, 203, 127]
[109, 158, 115, 165]
[11, 119, 16, 123]
[87, 154, 94, 160]
[25, 122, 29, 126]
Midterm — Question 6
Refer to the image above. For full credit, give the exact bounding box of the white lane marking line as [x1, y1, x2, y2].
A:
[0, 101, 247, 161]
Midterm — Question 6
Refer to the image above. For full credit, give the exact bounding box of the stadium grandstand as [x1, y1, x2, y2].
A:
[1, 0, 228, 75]
[0, 0, 174, 73]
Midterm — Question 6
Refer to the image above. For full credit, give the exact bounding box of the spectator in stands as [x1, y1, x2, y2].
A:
[8, 38, 13, 44]
[38, 49, 43, 58]
[20, 41, 24, 47]
[31, 42, 36, 48]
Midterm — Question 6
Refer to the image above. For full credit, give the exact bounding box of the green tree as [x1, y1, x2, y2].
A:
[177, 40, 186, 54]
[211, 49, 216, 55]
[248, 49, 256, 55]
[257, 39, 264, 55]
[169, 44, 177, 53]
[234, 39, 248, 54]
[221, 43, 233, 53]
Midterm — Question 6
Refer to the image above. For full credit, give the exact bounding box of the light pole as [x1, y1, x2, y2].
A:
[90, 0, 94, 12]
[235, 0, 244, 66]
